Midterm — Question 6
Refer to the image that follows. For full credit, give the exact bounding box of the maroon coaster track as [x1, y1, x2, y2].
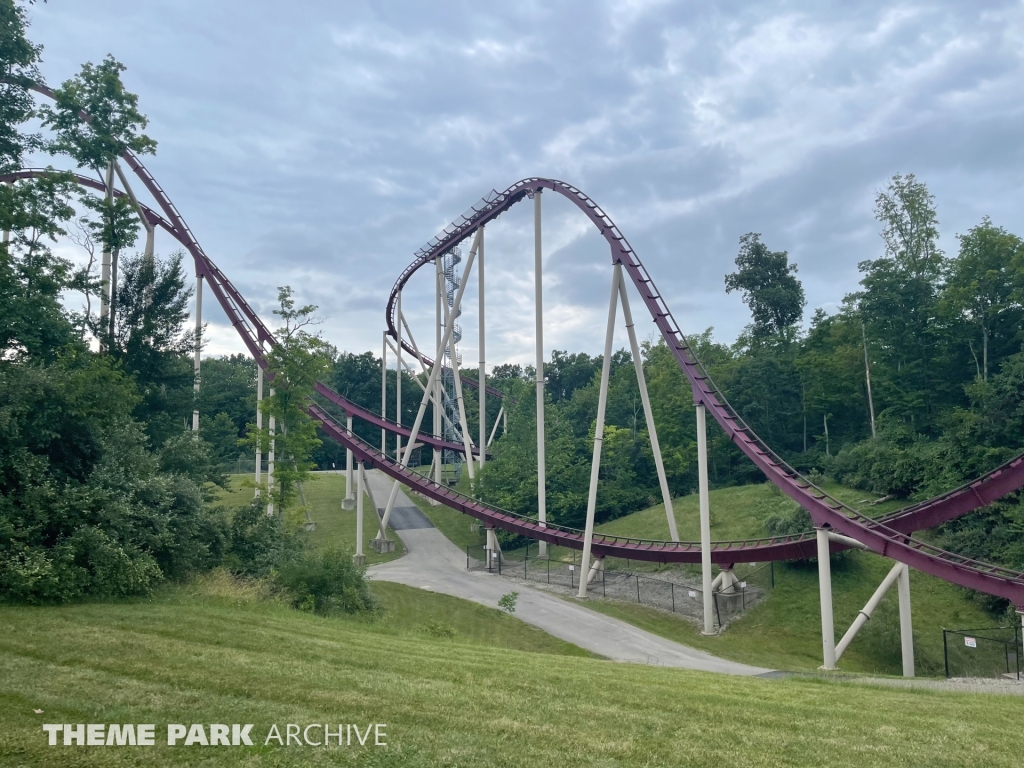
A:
[8, 84, 1024, 607]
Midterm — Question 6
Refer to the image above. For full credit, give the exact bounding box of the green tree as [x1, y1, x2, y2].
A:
[855, 174, 946, 427]
[724, 233, 804, 341]
[0, 0, 41, 173]
[940, 218, 1024, 382]
[249, 287, 332, 518]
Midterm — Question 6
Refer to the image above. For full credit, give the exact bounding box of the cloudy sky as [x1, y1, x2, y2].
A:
[24, 0, 1024, 365]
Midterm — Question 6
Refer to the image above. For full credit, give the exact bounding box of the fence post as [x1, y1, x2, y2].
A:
[714, 592, 722, 630]
[943, 630, 949, 679]
[466, 545, 469, 570]
[571, 564, 574, 590]
[547, 557, 550, 584]
[671, 582, 675, 613]
[636, 575, 640, 603]
[602, 567, 606, 598]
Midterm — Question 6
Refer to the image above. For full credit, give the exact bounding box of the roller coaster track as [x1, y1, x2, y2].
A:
[9, 83, 1024, 606]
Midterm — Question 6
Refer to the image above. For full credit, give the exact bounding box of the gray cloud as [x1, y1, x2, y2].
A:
[25, 0, 1024, 365]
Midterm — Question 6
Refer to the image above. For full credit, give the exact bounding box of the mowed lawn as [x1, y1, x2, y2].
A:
[212, 472, 401, 564]
[1, 586, 1022, 767]
[595, 481, 905, 543]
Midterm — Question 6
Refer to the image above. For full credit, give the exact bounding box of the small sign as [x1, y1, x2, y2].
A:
[740, 581, 747, 588]
[964, 637, 977, 648]
[688, 590, 697, 598]
[568, 565, 575, 571]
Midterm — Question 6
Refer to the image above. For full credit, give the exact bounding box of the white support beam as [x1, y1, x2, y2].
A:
[835, 561, 904, 662]
[478, 225, 486, 470]
[267, 389, 276, 517]
[395, 290, 403, 461]
[487, 405, 504, 447]
[192, 273, 203, 433]
[817, 527, 836, 669]
[534, 188, 547, 557]
[343, 414, 355, 509]
[113, 159, 154, 261]
[353, 462, 366, 565]
[897, 564, 915, 677]
[696, 404, 715, 634]
[381, 330, 387, 455]
[828, 531, 869, 551]
[377, 243, 478, 537]
[434, 257, 443, 489]
[577, 264, 621, 599]
[617, 270, 679, 541]
[586, 556, 605, 585]
[254, 355, 263, 498]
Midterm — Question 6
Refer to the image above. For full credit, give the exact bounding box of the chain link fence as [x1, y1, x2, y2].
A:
[467, 540, 774, 630]
[943, 625, 1022, 680]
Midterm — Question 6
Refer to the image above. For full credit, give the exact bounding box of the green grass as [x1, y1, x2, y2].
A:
[212, 473, 400, 564]
[1, 588, 1021, 767]
[596, 481, 905, 543]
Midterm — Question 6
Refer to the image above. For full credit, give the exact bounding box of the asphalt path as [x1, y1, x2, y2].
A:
[363, 470, 771, 677]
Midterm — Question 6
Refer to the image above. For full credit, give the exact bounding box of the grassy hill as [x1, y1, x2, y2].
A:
[405, 479, 1001, 676]
[1, 582, 1022, 767]
[213, 472, 401, 565]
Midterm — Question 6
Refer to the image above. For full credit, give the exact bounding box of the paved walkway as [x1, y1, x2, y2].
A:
[363, 471, 771, 677]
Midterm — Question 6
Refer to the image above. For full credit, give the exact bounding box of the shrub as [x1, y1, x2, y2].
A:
[274, 546, 375, 616]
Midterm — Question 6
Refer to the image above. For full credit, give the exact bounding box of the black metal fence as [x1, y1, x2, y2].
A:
[466, 542, 774, 629]
[942, 625, 1022, 680]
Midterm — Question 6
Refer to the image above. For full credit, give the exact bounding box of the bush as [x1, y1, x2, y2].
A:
[224, 498, 303, 577]
[274, 546, 375, 616]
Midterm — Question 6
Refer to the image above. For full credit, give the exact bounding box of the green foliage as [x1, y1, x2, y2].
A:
[223, 499, 301, 578]
[0, 0, 41, 172]
[274, 546, 375, 616]
[498, 591, 519, 614]
[247, 287, 333, 515]
[38, 54, 156, 170]
[725, 232, 805, 340]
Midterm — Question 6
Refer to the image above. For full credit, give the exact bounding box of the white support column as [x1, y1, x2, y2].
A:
[578, 264, 620, 599]
[534, 188, 547, 557]
[381, 331, 387, 455]
[377, 244, 477, 537]
[696, 403, 715, 634]
[267, 391, 276, 517]
[353, 462, 366, 565]
[897, 563, 915, 677]
[396, 291, 403, 461]
[192, 273, 203, 433]
[817, 527, 836, 669]
[254, 358, 263, 498]
[434, 256, 443, 488]
[617, 271, 679, 541]
[478, 225, 486, 470]
[343, 414, 355, 509]
[586, 556, 605, 585]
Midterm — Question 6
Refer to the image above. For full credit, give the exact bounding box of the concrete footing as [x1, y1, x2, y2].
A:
[352, 553, 366, 566]
[342, 499, 355, 510]
[370, 538, 395, 554]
